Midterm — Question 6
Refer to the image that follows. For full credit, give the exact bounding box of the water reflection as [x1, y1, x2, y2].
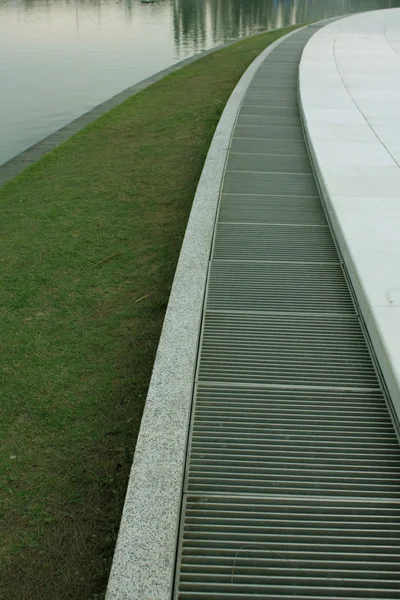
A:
[173, 0, 400, 51]
[1, 0, 400, 165]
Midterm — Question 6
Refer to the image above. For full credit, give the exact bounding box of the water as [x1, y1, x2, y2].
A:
[0, 0, 398, 166]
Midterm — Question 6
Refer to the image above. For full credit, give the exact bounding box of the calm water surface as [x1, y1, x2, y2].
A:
[1, 0, 398, 165]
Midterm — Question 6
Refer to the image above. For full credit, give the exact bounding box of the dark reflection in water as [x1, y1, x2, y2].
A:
[173, 0, 399, 52]
[1, 0, 399, 165]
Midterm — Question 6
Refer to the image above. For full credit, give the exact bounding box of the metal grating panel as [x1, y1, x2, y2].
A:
[174, 22, 400, 600]
[250, 83, 297, 91]
[230, 138, 307, 155]
[218, 194, 327, 224]
[266, 56, 303, 62]
[237, 114, 302, 127]
[250, 81, 298, 90]
[198, 312, 379, 389]
[188, 385, 400, 497]
[176, 497, 400, 599]
[263, 55, 303, 62]
[212, 224, 337, 261]
[256, 65, 300, 75]
[243, 93, 298, 107]
[232, 125, 304, 141]
[207, 262, 355, 314]
[239, 105, 300, 116]
[227, 152, 311, 173]
[241, 99, 298, 109]
[223, 172, 318, 196]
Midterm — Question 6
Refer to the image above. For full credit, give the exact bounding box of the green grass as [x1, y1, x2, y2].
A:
[0, 25, 301, 600]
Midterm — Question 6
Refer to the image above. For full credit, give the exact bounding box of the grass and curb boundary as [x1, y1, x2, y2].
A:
[0, 36, 258, 190]
[0, 24, 300, 600]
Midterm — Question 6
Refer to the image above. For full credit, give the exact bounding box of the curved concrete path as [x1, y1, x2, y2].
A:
[300, 8, 400, 424]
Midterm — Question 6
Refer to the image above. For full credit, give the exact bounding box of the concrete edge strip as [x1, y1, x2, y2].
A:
[105, 26, 306, 600]
[0, 27, 297, 189]
[297, 16, 400, 427]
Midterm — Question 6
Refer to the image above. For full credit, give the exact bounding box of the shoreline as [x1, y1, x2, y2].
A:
[0, 24, 303, 599]
[0, 27, 288, 190]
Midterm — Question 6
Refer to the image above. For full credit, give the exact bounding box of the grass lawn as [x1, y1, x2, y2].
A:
[0, 24, 301, 599]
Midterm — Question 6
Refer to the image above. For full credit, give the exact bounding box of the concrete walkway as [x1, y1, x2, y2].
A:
[300, 8, 400, 428]
[108, 14, 400, 600]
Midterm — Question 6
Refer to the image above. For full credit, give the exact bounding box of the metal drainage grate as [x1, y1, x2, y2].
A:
[174, 23, 400, 600]
[206, 262, 356, 314]
[176, 496, 400, 599]
[218, 194, 327, 225]
[226, 151, 311, 173]
[187, 385, 400, 497]
[212, 223, 337, 261]
[199, 312, 378, 389]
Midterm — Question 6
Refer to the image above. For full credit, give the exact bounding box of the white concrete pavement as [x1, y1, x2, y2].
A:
[299, 8, 400, 422]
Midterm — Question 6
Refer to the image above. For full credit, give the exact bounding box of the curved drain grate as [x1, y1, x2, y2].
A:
[174, 24, 400, 599]
[207, 262, 355, 313]
[177, 497, 400, 599]
[199, 312, 378, 389]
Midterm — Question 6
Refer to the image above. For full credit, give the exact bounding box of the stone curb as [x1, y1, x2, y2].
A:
[105, 26, 306, 600]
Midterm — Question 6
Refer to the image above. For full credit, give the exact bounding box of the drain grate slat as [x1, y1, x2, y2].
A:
[199, 313, 378, 390]
[227, 151, 312, 173]
[213, 223, 335, 261]
[230, 138, 307, 155]
[233, 125, 304, 141]
[237, 114, 302, 127]
[218, 194, 327, 224]
[177, 498, 400, 598]
[207, 262, 354, 313]
[246, 82, 299, 91]
[239, 105, 300, 117]
[174, 24, 400, 600]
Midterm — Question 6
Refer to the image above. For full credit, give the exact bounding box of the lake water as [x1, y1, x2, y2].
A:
[1, 0, 398, 165]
